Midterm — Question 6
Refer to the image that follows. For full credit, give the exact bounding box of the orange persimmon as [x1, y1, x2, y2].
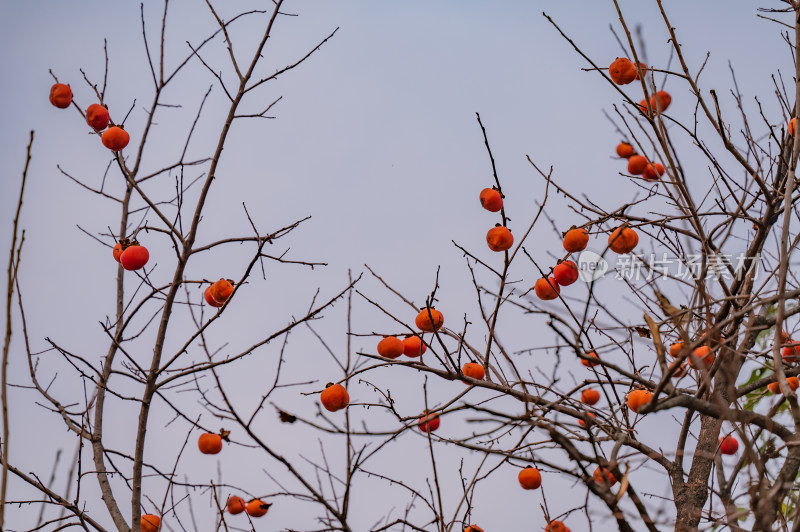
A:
[563, 227, 589, 252]
[320, 383, 349, 412]
[517, 466, 542, 490]
[534, 277, 560, 300]
[377, 336, 404, 359]
[486, 225, 513, 252]
[479, 188, 503, 212]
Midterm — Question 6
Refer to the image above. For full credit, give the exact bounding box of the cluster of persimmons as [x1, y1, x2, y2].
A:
[50, 82, 267, 528]
[47, 44, 800, 528]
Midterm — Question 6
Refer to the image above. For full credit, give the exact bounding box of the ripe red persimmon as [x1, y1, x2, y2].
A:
[418, 411, 440, 433]
[245, 499, 271, 517]
[209, 279, 234, 305]
[402, 335, 427, 357]
[86, 103, 110, 131]
[626, 389, 653, 414]
[689, 346, 715, 369]
[462, 362, 485, 381]
[616, 142, 635, 158]
[608, 57, 637, 85]
[782, 344, 800, 364]
[581, 388, 600, 405]
[49, 83, 72, 108]
[608, 227, 638, 254]
[546, 520, 571, 532]
[141, 514, 161, 532]
[719, 435, 739, 455]
[112, 243, 123, 262]
[517, 466, 542, 489]
[768, 376, 799, 394]
[651, 90, 672, 113]
[534, 277, 560, 300]
[119, 244, 149, 271]
[320, 383, 349, 412]
[377, 336, 404, 359]
[627, 155, 648, 175]
[226, 495, 246, 514]
[102, 126, 130, 151]
[563, 227, 589, 252]
[581, 351, 599, 367]
[553, 261, 579, 286]
[643, 162, 665, 181]
[204, 287, 224, 308]
[415, 308, 444, 332]
[578, 412, 597, 427]
[593, 466, 617, 487]
[198, 433, 223, 455]
[486, 225, 513, 252]
[479, 188, 503, 212]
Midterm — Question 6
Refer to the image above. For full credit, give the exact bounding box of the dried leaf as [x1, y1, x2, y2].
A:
[278, 409, 297, 424]
[633, 326, 651, 338]
[615, 467, 630, 502]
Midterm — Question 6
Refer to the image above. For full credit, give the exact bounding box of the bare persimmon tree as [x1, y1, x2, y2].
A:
[4, 1, 800, 531]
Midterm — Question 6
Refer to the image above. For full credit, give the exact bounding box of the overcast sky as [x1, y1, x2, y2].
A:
[0, 1, 792, 531]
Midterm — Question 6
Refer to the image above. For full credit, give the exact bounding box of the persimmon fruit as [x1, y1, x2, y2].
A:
[608, 57, 637, 85]
[402, 335, 426, 357]
[616, 142, 635, 158]
[462, 362, 485, 381]
[782, 344, 800, 364]
[517, 466, 542, 490]
[578, 412, 597, 427]
[544, 519, 572, 532]
[141, 514, 161, 532]
[377, 336, 404, 359]
[608, 226, 638, 254]
[464, 526, 484, 532]
[119, 244, 149, 271]
[415, 308, 444, 332]
[209, 279, 234, 305]
[49, 83, 72, 108]
[689, 346, 715, 369]
[112, 242, 123, 262]
[581, 388, 600, 405]
[593, 466, 617, 487]
[86, 104, 110, 131]
[245, 499, 271, 517]
[627, 154, 648, 175]
[226, 495, 246, 514]
[563, 227, 589, 252]
[479, 188, 503, 212]
[204, 287, 224, 308]
[418, 411, 440, 433]
[668, 342, 684, 358]
[486, 225, 513, 252]
[581, 351, 599, 367]
[198, 433, 223, 455]
[534, 277, 560, 300]
[553, 261, 579, 286]
[719, 435, 739, 455]
[102, 126, 130, 151]
[546, 520, 571, 532]
[320, 383, 349, 412]
[643, 162, 665, 181]
[790, 117, 797, 136]
[651, 90, 672, 113]
[768, 376, 799, 394]
[626, 389, 653, 414]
